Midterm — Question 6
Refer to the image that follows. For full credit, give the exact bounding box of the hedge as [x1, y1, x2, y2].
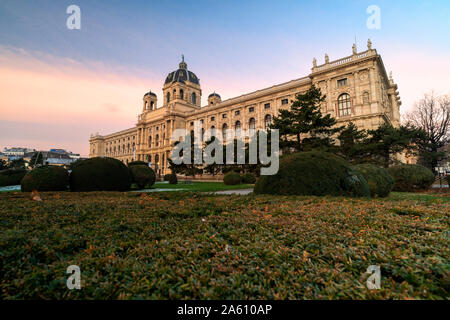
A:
[69, 157, 131, 192]
[355, 164, 394, 198]
[128, 161, 148, 167]
[387, 164, 435, 192]
[129, 164, 156, 189]
[254, 151, 370, 197]
[21, 166, 69, 192]
[241, 172, 256, 184]
[223, 172, 241, 185]
[168, 173, 178, 185]
[0, 169, 27, 187]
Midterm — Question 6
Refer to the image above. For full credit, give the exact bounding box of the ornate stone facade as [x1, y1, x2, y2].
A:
[90, 42, 401, 176]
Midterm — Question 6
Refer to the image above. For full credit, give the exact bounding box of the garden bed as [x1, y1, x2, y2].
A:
[0, 191, 448, 299]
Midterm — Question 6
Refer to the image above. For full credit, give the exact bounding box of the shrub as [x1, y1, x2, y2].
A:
[69, 157, 131, 192]
[446, 174, 450, 186]
[354, 164, 394, 198]
[128, 161, 148, 167]
[168, 173, 178, 185]
[129, 165, 156, 189]
[223, 172, 241, 185]
[387, 164, 435, 192]
[163, 174, 172, 181]
[0, 169, 27, 186]
[254, 151, 370, 197]
[21, 166, 69, 192]
[241, 172, 256, 184]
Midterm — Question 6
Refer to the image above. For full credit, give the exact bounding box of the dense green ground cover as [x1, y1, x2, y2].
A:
[143, 181, 254, 192]
[0, 191, 448, 299]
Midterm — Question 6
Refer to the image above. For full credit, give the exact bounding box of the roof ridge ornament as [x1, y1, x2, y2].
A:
[367, 39, 372, 50]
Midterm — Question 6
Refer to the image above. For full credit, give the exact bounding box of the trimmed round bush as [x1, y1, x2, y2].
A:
[168, 173, 178, 185]
[21, 166, 69, 192]
[129, 164, 156, 189]
[387, 164, 435, 192]
[254, 151, 370, 197]
[128, 161, 148, 167]
[69, 157, 131, 192]
[354, 164, 394, 198]
[241, 172, 256, 184]
[0, 169, 27, 186]
[223, 172, 241, 185]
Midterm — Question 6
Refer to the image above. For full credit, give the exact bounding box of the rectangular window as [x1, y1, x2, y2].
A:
[264, 103, 271, 109]
[200, 119, 204, 124]
[281, 99, 288, 105]
[337, 78, 348, 87]
[235, 110, 240, 116]
[190, 122, 194, 126]
[222, 113, 227, 119]
[211, 116, 215, 121]
[249, 107, 254, 113]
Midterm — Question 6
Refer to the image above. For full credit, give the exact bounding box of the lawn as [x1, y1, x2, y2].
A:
[0, 191, 448, 299]
[146, 181, 254, 192]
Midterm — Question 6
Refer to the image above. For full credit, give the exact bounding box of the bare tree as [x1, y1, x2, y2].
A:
[405, 92, 450, 173]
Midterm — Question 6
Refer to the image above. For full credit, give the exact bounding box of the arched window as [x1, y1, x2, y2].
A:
[179, 89, 184, 100]
[235, 120, 241, 137]
[166, 92, 170, 103]
[123, 145, 125, 154]
[162, 133, 165, 146]
[264, 114, 272, 129]
[222, 123, 228, 142]
[148, 136, 152, 147]
[192, 92, 197, 105]
[210, 125, 216, 138]
[151, 101, 154, 109]
[338, 93, 351, 116]
[155, 134, 159, 147]
[201, 128, 205, 141]
[249, 118, 256, 134]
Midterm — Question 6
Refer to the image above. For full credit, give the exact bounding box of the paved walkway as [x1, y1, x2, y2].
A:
[212, 189, 253, 195]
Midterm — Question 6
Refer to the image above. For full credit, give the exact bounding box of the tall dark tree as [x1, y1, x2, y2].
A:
[8, 158, 26, 169]
[0, 159, 7, 170]
[168, 131, 203, 177]
[30, 152, 44, 168]
[270, 85, 341, 152]
[336, 122, 368, 163]
[365, 123, 420, 168]
[405, 92, 450, 173]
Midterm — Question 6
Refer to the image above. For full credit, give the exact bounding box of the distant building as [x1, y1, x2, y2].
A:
[3, 147, 35, 157]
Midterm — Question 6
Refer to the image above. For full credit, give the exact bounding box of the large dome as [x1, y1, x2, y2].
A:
[164, 56, 200, 85]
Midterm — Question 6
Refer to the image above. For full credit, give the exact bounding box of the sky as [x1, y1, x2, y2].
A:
[0, 0, 449, 156]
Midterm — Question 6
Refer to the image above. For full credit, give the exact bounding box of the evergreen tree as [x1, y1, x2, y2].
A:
[336, 122, 368, 163]
[365, 123, 420, 168]
[270, 85, 341, 152]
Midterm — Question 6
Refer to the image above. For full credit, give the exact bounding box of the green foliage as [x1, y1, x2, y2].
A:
[8, 158, 26, 170]
[254, 151, 370, 197]
[21, 166, 69, 192]
[354, 164, 394, 198]
[163, 174, 172, 181]
[336, 122, 368, 163]
[270, 85, 341, 152]
[387, 164, 435, 192]
[0, 169, 27, 186]
[168, 173, 178, 185]
[0, 159, 7, 170]
[446, 174, 450, 186]
[0, 191, 447, 299]
[128, 161, 148, 167]
[69, 157, 131, 192]
[223, 172, 241, 185]
[129, 165, 155, 189]
[241, 172, 256, 184]
[30, 152, 44, 168]
[365, 124, 420, 168]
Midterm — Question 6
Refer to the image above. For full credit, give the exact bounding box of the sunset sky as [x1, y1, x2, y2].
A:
[1, 0, 449, 156]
